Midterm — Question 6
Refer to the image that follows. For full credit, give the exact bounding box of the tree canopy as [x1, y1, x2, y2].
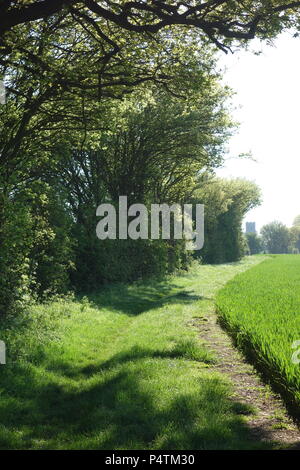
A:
[190, 177, 261, 263]
[246, 232, 262, 255]
[0, 1, 276, 314]
[2, 1, 300, 95]
[293, 214, 300, 226]
[2, 1, 300, 50]
[261, 221, 290, 254]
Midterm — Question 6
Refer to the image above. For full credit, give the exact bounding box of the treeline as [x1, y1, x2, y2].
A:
[246, 217, 300, 255]
[0, 12, 262, 317]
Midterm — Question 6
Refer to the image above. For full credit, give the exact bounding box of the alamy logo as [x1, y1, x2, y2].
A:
[0, 80, 6, 104]
[96, 197, 204, 250]
[0, 341, 6, 365]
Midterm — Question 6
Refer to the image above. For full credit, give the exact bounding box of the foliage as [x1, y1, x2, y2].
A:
[0, 181, 74, 315]
[2, 1, 300, 54]
[30, 186, 75, 298]
[56, 83, 234, 204]
[0, 195, 33, 316]
[0, 33, 235, 307]
[289, 225, 300, 253]
[0, 2, 267, 312]
[288, 215, 300, 253]
[50, 83, 234, 288]
[260, 221, 290, 254]
[293, 214, 300, 227]
[216, 255, 300, 417]
[190, 177, 261, 263]
[246, 232, 263, 255]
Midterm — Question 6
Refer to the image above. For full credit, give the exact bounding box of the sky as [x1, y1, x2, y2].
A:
[216, 33, 300, 232]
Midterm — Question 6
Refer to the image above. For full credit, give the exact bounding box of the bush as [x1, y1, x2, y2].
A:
[71, 230, 191, 291]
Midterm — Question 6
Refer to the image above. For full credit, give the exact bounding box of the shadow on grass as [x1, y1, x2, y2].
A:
[85, 284, 206, 316]
[45, 341, 215, 379]
[0, 362, 273, 450]
[0, 260, 278, 449]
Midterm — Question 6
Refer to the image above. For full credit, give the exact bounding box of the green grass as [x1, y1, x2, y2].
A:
[216, 255, 300, 417]
[0, 257, 273, 450]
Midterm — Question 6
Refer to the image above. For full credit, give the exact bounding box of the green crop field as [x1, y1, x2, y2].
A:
[216, 255, 300, 416]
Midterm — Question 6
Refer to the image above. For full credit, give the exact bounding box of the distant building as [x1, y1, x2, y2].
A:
[246, 222, 256, 234]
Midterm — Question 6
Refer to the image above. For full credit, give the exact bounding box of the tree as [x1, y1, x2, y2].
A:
[0, 14, 238, 308]
[2, 1, 300, 101]
[289, 220, 300, 253]
[0, 180, 74, 315]
[260, 221, 290, 254]
[0, 15, 225, 186]
[246, 232, 262, 255]
[190, 177, 261, 263]
[51, 83, 234, 288]
[293, 214, 300, 227]
[2, 1, 300, 50]
[56, 83, 233, 209]
[3, 1, 293, 309]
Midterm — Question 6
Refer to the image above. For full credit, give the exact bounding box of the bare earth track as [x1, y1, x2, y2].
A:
[194, 307, 300, 449]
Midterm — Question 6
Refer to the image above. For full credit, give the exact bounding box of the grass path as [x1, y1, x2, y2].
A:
[0, 256, 299, 449]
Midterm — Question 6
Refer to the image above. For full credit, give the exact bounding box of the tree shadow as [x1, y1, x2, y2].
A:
[45, 341, 215, 379]
[0, 260, 282, 449]
[85, 283, 206, 316]
[0, 362, 275, 450]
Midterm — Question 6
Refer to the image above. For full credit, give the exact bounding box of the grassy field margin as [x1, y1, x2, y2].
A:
[0, 256, 272, 449]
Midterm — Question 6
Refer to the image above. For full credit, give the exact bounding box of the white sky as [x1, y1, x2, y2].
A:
[216, 33, 300, 232]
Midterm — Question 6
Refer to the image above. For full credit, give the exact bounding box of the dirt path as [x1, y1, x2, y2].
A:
[194, 309, 300, 449]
